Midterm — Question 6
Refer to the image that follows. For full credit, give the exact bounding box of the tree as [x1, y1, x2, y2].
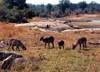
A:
[78, 1, 87, 10]
[22, 9, 35, 19]
[97, 8, 100, 13]
[70, 3, 77, 11]
[0, 0, 34, 23]
[89, 1, 97, 5]
[57, 0, 70, 17]
[90, 6, 95, 14]
[3, 0, 26, 4]
[0, 2, 8, 21]
[51, 5, 59, 11]
[46, 3, 52, 15]
[83, 8, 88, 14]
[39, 4, 45, 13]
[3, 0, 28, 9]
[75, 10, 81, 17]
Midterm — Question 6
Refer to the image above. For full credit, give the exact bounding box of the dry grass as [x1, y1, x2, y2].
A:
[0, 24, 26, 41]
[1, 15, 100, 71]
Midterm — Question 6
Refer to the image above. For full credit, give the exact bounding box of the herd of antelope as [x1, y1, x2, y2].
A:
[1, 36, 87, 51]
[40, 36, 86, 50]
[0, 36, 87, 70]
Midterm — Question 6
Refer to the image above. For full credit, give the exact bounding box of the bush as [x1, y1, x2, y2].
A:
[75, 10, 81, 17]
[9, 16, 17, 23]
[39, 13, 47, 17]
[0, 1, 35, 23]
[51, 12, 61, 18]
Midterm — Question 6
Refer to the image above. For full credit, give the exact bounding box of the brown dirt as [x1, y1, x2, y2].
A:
[56, 14, 100, 28]
[1, 15, 100, 71]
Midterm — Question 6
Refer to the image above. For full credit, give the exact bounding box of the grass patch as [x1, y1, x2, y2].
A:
[1, 21, 100, 71]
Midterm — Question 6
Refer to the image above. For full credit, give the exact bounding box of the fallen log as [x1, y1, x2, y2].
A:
[89, 42, 100, 45]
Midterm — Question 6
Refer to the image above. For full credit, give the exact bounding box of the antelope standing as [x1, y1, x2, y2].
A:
[57, 40, 64, 50]
[40, 36, 54, 48]
[72, 37, 87, 50]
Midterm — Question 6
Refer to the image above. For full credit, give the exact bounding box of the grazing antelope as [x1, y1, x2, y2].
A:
[40, 36, 54, 48]
[57, 40, 64, 50]
[72, 37, 87, 50]
[8, 39, 26, 51]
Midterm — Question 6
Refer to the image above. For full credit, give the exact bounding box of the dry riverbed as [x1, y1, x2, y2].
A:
[14, 14, 100, 32]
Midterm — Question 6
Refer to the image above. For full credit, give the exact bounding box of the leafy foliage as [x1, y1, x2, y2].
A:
[57, 0, 70, 16]
[0, 0, 34, 23]
[0, 0, 100, 22]
[22, 9, 35, 19]
[46, 3, 52, 15]
[3, 0, 28, 9]
[27, 1, 100, 18]
[78, 1, 87, 10]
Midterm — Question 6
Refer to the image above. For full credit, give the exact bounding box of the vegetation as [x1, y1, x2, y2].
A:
[0, 21, 100, 71]
[0, 0, 34, 23]
[78, 1, 87, 10]
[28, 0, 100, 18]
[46, 3, 52, 15]
[3, 0, 28, 9]
[57, 0, 70, 17]
[0, 0, 100, 22]
[0, 0, 100, 71]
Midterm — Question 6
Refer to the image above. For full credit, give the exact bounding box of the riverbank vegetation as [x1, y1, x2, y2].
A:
[0, 0, 100, 23]
[0, 0, 35, 23]
[28, 0, 100, 18]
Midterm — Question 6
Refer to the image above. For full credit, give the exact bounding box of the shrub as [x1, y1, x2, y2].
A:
[39, 13, 47, 17]
[51, 12, 61, 18]
[9, 16, 17, 23]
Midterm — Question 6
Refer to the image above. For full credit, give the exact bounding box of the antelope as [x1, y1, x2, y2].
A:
[72, 37, 87, 50]
[57, 40, 64, 50]
[8, 39, 26, 51]
[40, 36, 54, 48]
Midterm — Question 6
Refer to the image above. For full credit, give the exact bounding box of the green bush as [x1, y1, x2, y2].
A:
[9, 16, 17, 23]
[51, 12, 61, 18]
[39, 13, 47, 17]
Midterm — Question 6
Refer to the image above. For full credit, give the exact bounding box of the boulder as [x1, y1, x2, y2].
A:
[1, 55, 15, 70]
[1, 56, 32, 70]
[10, 58, 32, 69]
[0, 40, 9, 48]
[0, 51, 23, 61]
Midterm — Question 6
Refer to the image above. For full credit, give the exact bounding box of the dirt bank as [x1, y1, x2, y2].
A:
[14, 14, 100, 32]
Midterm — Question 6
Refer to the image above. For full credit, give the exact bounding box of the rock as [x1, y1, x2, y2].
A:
[10, 58, 32, 69]
[56, 20, 68, 24]
[0, 40, 9, 48]
[69, 24, 73, 28]
[47, 18, 56, 22]
[89, 42, 100, 45]
[1, 40, 9, 46]
[63, 21, 68, 24]
[0, 51, 23, 61]
[1, 56, 32, 70]
[1, 55, 15, 70]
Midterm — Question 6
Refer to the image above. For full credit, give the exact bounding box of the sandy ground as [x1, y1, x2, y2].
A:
[15, 20, 74, 32]
[14, 14, 100, 32]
